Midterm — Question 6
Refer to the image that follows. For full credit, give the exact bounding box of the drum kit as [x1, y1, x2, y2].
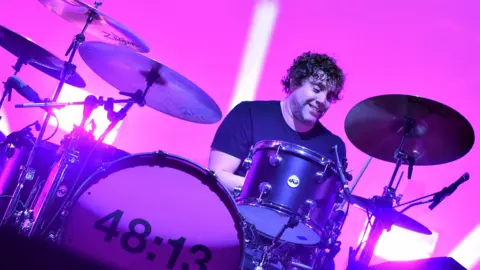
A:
[0, 1, 476, 269]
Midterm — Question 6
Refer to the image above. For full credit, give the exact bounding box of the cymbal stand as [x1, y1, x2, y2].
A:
[23, 92, 143, 238]
[255, 215, 301, 270]
[352, 117, 417, 268]
[0, 2, 103, 228]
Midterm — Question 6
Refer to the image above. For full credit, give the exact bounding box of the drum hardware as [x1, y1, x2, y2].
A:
[242, 146, 254, 170]
[343, 94, 475, 268]
[332, 144, 352, 198]
[237, 140, 342, 246]
[0, 3, 104, 228]
[268, 145, 282, 167]
[257, 182, 272, 201]
[302, 199, 317, 219]
[255, 215, 302, 269]
[350, 132, 429, 267]
[14, 91, 146, 238]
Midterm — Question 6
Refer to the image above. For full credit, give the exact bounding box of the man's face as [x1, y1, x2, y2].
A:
[287, 72, 336, 125]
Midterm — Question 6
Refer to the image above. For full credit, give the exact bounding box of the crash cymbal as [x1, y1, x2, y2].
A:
[79, 41, 222, 124]
[0, 25, 86, 88]
[350, 195, 432, 235]
[38, 0, 150, 53]
[345, 94, 474, 165]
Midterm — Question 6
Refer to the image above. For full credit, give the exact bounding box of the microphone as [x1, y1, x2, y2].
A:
[429, 172, 470, 210]
[80, 95, 99, 128]
[4, 75, 42, 103]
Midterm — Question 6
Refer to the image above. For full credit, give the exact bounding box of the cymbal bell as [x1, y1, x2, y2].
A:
[345, 94, 475, 165]
[0, 25, 86, 88]
[79, 41, 222, 124]
[38, 0, 150, 53]
[349, 194, 432, 235]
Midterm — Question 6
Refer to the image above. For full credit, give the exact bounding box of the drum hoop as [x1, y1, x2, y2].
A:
[252, 140, 335, 165]
[64, 150, 246, 269]
[236, 198, 295, 216]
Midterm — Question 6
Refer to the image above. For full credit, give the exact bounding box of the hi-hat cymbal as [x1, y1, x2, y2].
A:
[350, 195, 432, 235]
[345, 94, 475, 165]
[38, 0, 150, 53]
[0, 25, 86, 88]
[79, 41, 222, 124]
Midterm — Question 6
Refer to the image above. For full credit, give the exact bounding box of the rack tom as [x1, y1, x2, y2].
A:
[236, 140, 341, 246]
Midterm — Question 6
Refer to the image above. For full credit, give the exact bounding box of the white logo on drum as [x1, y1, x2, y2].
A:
[287, 175, 300, 188]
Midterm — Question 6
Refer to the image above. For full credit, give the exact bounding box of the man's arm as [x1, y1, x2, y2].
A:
[208, 149, 245, 192]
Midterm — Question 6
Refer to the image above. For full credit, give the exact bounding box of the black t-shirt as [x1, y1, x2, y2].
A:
[211, 100, 347, 176]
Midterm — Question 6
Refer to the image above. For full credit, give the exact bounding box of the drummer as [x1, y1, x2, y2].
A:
[208, 51, 347, 192]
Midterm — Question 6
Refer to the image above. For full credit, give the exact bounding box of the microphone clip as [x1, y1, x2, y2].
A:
[79, 95, 100, 129]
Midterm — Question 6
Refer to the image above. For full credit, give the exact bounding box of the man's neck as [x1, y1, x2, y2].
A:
[280, 99, 316, 133]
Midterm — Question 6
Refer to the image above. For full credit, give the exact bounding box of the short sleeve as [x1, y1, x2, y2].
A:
[338, 138, 347, 159]
[211, 101, 252, 160]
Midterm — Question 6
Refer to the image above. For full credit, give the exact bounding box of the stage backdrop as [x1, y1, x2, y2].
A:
[0, 0, 478, 269]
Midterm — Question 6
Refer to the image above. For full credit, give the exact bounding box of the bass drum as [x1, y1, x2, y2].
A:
[57, 151, 245, 270]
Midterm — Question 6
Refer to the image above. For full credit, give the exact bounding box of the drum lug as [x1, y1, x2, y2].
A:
[268, 154, 282, 167]
[20, 165, 36, 181]
[242, 157, 252, 170]
[46, 232, 58, 243]
[207, 168, 217, 177]
[315, 171, 326, 183]
[257, 182, 272, 201]
[19, 210, 34, 233]
[153, 150, 168, 158]
[320, 157, 329, 166]
[303, 199, 317, 218]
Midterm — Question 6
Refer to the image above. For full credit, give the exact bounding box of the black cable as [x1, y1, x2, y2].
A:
[42, 113, 59, 142]
[394, 192, 436, 208]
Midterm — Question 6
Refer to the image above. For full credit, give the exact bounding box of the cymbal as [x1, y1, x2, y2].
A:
[345, 94, 475, 165]
[79, 41, 222, 124]
[38, 0, 150, 53]
[0, 25, 86, 88]
[350, 195, 432, 235]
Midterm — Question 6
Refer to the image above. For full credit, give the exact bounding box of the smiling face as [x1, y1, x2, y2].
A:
[286, 71, 338, 126]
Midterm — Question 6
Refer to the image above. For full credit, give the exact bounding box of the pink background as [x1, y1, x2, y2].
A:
[0, 0, 478, 269]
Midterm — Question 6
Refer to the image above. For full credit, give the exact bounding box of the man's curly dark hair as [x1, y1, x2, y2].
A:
[281, 52, 345, 101]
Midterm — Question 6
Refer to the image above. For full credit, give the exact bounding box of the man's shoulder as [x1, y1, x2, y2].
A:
[236, 99, 279, 106]
[234, 100, 279, 111]
[317, 123, 347, 148]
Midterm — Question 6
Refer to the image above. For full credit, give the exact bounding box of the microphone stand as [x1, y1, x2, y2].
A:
[313, 145, 353, 269]
[348, 122, 470, 269]
[0, 2, 103, 228]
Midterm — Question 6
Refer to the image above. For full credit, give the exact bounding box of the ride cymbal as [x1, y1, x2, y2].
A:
[38, 0, 150, 53]
[79, 41, 222, 124]
[345, 94, 474, 165]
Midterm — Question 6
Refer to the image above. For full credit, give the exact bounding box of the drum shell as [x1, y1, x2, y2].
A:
[53, 152, 246, 270]
[238, 145, 340, 228]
